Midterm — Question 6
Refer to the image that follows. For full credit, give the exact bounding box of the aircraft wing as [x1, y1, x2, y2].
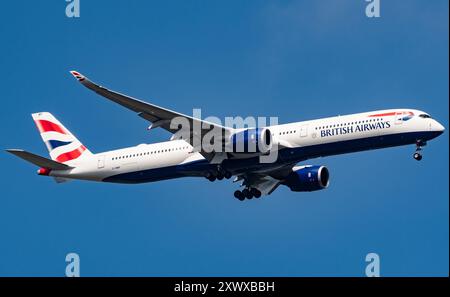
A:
[235, 163, 296, 196]
[70, 71, 235, 161]
[241, 174, 282, 196]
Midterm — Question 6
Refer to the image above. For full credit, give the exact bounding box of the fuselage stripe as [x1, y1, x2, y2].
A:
[368, 111, 414, 117]
[368, 112, 397, 117]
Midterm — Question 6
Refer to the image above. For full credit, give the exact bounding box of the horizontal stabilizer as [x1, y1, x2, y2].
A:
[6, 149, 72, 170]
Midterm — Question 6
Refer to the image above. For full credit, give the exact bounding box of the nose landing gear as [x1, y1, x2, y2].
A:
[413, 140, 426, 161]
[413, 152, 422, 161]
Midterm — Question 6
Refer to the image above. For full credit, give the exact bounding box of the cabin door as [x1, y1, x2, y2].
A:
[97, 155, 105, 169]
[300, 125, 308, 137]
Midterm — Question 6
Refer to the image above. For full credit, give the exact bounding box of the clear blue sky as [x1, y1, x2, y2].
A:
[0, 1, 448, 276]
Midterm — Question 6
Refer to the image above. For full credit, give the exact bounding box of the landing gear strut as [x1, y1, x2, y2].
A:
[413, 140, 426, 161]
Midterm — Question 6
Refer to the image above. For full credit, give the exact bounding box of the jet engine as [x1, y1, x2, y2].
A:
[229, 128, 272, 155]
[283, 165, 330, 192]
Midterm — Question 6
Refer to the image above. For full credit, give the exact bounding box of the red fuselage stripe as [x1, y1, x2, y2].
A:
[368, 111, 414, 117]
[368, 112, 397, 117]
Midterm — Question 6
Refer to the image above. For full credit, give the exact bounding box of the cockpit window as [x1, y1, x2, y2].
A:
[419, 114, 431, 119]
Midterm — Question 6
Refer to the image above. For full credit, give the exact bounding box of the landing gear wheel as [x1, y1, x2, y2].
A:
[234, 190, 245, 201]
[207, 176, 216, 182]
[224, 171, 232, 179]
[242, 189, 253, 199]
[413, 152, 422, 161]
[217, 173, 224, 180]
[250, 188, 262, 198]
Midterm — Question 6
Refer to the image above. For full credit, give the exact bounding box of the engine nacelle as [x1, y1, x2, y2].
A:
[283, 165, 330, 192]
[229, 128, 272, 154]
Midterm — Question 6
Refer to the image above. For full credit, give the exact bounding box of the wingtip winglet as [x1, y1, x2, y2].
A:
[70, 70, 86, 82]
[5, 149, 23, 153]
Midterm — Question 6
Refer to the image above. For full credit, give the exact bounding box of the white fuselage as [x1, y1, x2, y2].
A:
[48, 109, 445, 183]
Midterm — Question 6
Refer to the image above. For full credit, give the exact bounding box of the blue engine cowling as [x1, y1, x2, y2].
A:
[283, 165, 330, 192]
[230, 128, 272, 154]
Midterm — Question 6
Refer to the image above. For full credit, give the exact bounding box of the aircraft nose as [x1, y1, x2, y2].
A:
[432, 120, 445, 134]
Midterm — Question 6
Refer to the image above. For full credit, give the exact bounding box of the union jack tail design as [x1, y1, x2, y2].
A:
[31, 112, 92, 163]
[70, 71, 85, 82]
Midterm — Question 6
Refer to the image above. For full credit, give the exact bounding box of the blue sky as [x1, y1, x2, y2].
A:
[0, 0, 448, 276]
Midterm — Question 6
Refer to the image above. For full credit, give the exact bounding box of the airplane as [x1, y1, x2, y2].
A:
[6, 71, 445, 201]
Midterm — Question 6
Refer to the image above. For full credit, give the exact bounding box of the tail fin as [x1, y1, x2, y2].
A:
[31, 112, 92, 163]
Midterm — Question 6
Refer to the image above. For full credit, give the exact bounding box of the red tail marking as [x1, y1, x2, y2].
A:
[35, 120, 67, 134]
[55, 145, 86, 163]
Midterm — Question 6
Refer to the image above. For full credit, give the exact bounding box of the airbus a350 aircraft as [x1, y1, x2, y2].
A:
[7, 71, 445, 200]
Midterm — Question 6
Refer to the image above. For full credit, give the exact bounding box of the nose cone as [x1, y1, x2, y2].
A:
[432, 120, 445, 135]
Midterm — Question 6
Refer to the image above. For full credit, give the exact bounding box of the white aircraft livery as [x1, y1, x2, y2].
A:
[7, 71, 445, 200]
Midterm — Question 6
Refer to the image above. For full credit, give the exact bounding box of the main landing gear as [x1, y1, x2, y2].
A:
[234, 188, 262, 201]
[205, 167, 232, 182]
[204, 167, 262, 201]
[413, 140, 426, 161]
